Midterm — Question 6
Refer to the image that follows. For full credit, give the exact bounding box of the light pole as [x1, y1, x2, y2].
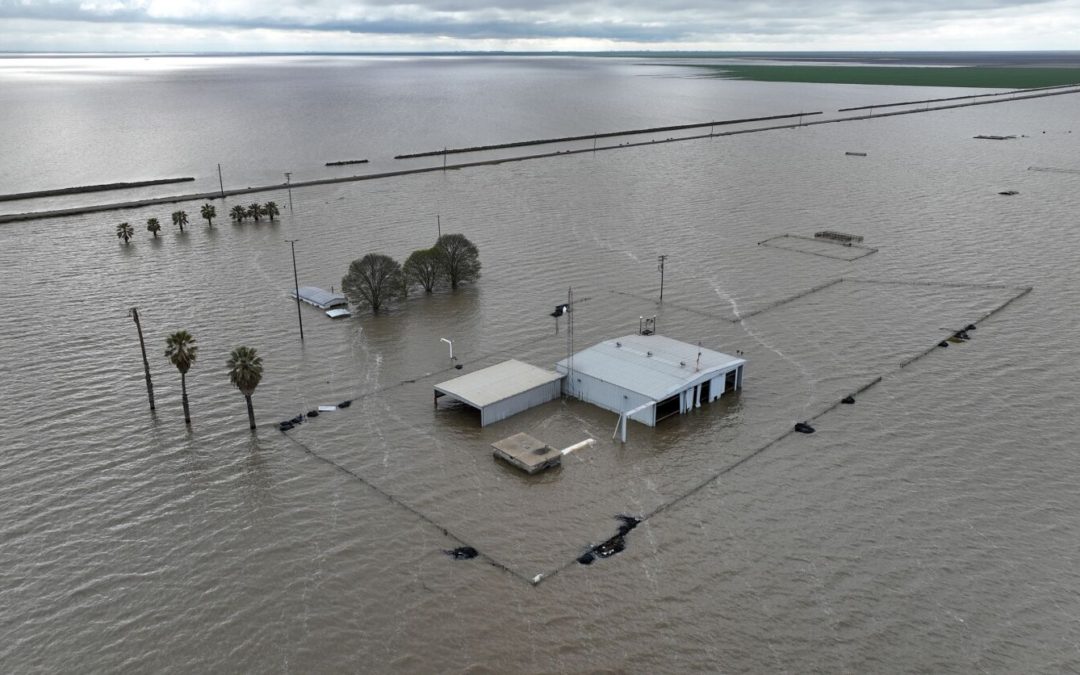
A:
[284, 172, 293, 213]
[441, 338, 454, 360]
[128, 307, 155, 411]
[286, 239, 304, 341]
[657, 254, 668, 302]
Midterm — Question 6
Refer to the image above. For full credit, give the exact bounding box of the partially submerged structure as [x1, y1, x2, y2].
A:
[491, 432, 562, 474]
[289, 286, 348, 310]
[434, 359, 564, 427]
[556, 334, 745, 428]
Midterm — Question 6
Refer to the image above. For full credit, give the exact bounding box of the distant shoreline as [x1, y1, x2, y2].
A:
[682, 64, 1080, 89]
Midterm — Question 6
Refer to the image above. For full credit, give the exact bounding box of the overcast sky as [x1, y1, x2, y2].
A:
[1, 0, 1079, 52]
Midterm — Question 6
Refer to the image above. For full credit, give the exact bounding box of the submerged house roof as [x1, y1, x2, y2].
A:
[555, 334, 745, 401]
[289, 286, 348, 309]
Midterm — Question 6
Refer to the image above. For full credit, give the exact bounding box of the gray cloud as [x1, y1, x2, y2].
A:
[0, 0, 1076, 45]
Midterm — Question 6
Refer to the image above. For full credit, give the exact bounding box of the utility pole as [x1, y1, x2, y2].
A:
[437, 213, 441, 239]
[657, 255, 668, 302]
[286, 239, 304, 341]
[129, 307, 155, 411]
[284, 172, 293, 213]
[217, 163, 225, 199]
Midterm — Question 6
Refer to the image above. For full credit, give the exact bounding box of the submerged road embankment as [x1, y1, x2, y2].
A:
[0, 177, 195, 203]
[392, 111, 823, 159]
[3, 84, 1079, 225]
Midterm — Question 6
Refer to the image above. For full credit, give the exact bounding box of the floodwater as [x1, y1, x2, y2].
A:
[2, 56, 1080, 673]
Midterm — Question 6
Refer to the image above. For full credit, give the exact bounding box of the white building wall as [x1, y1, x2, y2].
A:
[710, 374, 725, 401]
[480, 379, 563, 427]
[559, 361, 746, 427]
[564, 372, 657, 426]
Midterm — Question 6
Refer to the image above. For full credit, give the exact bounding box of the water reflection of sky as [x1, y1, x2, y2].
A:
[0, 54, 498, 83]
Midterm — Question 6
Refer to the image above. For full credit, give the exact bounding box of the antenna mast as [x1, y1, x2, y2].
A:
[566, 286, 574, 395]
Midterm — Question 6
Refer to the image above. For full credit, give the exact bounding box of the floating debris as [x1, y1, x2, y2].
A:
[814, 230, 864, 244]
[307, 409, 319, 418]
[974, 135, 1016, 140]
[938, 341, 949, 348]
[1028, 166, 1080, 174]
[338, 400, 352, 408]
[444, 546, 478, 560]
[279, 414, 305, 431]
[593, 536, 626, 559]
[998, 190, 1020, 196]
[794, 421, 815, 434]
[841, 395, 856, 405]
[845, 151, 868, 157]
[577, 515, 641, 565]
[965, 324, 977, 332]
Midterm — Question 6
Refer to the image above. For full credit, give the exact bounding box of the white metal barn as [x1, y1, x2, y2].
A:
[289, 286, 348, 309]
[555, 334, 745, 428]
[434, 359, 565, 427]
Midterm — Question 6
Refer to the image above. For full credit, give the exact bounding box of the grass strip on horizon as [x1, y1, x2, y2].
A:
[701, 65, 1080, 89]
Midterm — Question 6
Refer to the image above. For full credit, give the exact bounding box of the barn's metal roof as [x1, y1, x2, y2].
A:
[289, 286, 348, 309]
[435, 360, 564, 409]
[555, 334, 744, 401]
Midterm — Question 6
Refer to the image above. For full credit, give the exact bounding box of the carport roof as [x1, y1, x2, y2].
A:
[434, 359, 564, 409]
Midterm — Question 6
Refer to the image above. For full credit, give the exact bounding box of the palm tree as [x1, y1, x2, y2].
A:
[164, 330, 197, 425]
[200, 203, 216, 227]
[247, 202, 264, 222]
[172, 210, 189, 232]
[227, 346, 263, 431]
[116, 222, 134, 244]
[146, 217, 161, 237]
[230, 205, 246, 223]
[264, 202, 279, 221]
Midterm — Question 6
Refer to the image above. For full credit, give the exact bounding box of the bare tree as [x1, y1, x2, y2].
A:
[435, 234, 481, 289]
[342, 253, 403, 313]
[403, 248, 442, 293]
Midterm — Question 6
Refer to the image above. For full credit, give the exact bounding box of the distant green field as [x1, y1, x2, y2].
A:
[702, 65, 1080, 89]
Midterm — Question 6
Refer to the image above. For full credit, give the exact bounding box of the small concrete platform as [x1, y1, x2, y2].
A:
[492, 432, 561, 474]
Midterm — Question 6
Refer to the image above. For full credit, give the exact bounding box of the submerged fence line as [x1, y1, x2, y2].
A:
[271, 273, 1033, 588]
[758, 234, 879, 262]
[280, 432, 531, 585]
[538, 279, 1035, 585]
